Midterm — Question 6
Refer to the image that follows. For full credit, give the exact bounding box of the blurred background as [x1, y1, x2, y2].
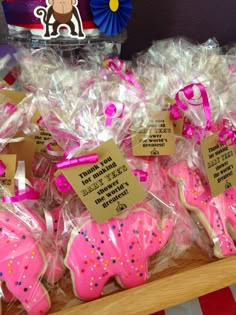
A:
[120, 0, 236, 59]
[1, 0, 236, 58]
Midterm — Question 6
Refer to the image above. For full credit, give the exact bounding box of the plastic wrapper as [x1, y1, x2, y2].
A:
[0, 37, 235, 314]
[131, 38, 236, 260]
[134, 37, 236, 122]
[0, 90, 37, 152]
[15, 48, 147, 157]
[48, 192, 175, 301]
[0, 44, 20, 88]
[164, 86, 236, 258]
[0, 165, 68, 314]
[125, 155, 207, 260]
[0, 192, 56, 314]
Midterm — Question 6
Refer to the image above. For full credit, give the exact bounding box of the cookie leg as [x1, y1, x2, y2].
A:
[224, 190, 236, 240]
[43, 246, 65, 284]
[5, 276, 50, 315]
[226, 209, 236, 241]
[117, 261, 148, 289]
[70, 267, 110, 300]
[208, 207, 236, 257]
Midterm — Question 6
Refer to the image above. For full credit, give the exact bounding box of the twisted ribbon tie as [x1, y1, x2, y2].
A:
[133, 169, 148, 182]
[55, 153, 99, 192]
[2, 161, 40, 203]
[44, 139, 64, 158]
[2, 188, 39, 203]
[104, 102, 124, 127]
[169, 83, 212, 142]
[43, 208, 54, 240]
[104, 57, 144, 93]
[55, 174, 72, 193]
[56, 153, 98, 169]
[219, 119, 236, 146]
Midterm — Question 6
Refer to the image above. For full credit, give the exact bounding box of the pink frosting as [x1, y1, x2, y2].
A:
[169, 161, 236, 257]
[65, 205, 173, 300]
[0, 211, 51, 314]
[23, 206, 65, 284]
[144, 160, 194, 248]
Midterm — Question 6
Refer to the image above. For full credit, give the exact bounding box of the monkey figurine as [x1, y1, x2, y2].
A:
[34, 0, 85, 39]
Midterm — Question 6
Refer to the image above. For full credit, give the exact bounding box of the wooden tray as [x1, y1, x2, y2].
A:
[49, 246, 236, 315]
[2, 245, 236, 315]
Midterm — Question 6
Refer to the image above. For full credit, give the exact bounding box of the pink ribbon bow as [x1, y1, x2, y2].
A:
[104, 57, 144, 93]
[169, 83, 212, 143]
[133, 169, 148, 182]
[0, 160, 6, 176]
[56, 153, 98, 170]
[219, 119, 236, 146]
[2, 188, 40, 203]
[104, 102, 124, 127]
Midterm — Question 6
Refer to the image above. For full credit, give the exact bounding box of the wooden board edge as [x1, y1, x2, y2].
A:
[50, 256, 236, 315]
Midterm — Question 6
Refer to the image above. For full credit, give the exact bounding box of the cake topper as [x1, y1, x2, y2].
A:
[34, 0, 86, 39]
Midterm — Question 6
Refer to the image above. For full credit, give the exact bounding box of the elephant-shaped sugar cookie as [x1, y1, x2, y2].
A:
[168, 161, 236, 258]
[65, 204, 173, 300]
[0, 211, 51, 314]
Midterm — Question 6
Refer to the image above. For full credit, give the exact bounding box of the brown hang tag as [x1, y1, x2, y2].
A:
[131, 111, 176, 156]
[0, 90, 26, 105]
[201, 133, 236, 197]
[60, 139, 146, 224]
[163, 96, 175, 110]
[0, 155, 16, 196]
[31, 111, 58, 154]
[8, 133, 36, 179]
[172, 111, 184, 136]
[0, 93, 10, 106]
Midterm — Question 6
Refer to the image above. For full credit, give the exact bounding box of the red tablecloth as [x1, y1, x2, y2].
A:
[152, 285, 236, 315]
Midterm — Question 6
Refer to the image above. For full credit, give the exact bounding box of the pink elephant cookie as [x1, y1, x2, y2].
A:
[22, 206, 65, 284]
[127, 156, 195, 250]
[168, 161, 236, 258]
[65, 203, 173, 300]
[145, 160, 195, 249]
[0, 205, 66, 305]
[0, 211, 51, 314]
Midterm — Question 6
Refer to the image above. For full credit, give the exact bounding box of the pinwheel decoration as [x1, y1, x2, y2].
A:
[90, 0, 132, 36]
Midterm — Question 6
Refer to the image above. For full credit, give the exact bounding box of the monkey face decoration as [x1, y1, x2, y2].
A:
[34, 0, 86, 40]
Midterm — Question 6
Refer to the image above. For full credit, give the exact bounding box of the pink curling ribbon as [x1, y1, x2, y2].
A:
[55, 174, 72, 193]
[133, 169, 148, 182]
[4, 103, 17, 114]
[219, 119, 236, 146]
[2, 161, 40, 203]
[0, 161, 6, 176]
[44, 139, 64, 158]
[219, 128, 236, 145]
[2, 188, 40, 203]
[0, 161, 6, 177]
[104, 102, 124, 127]
[104, 57, 144, 93]
[56, 153, 98, 169]
[169, 83, 212, 142]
